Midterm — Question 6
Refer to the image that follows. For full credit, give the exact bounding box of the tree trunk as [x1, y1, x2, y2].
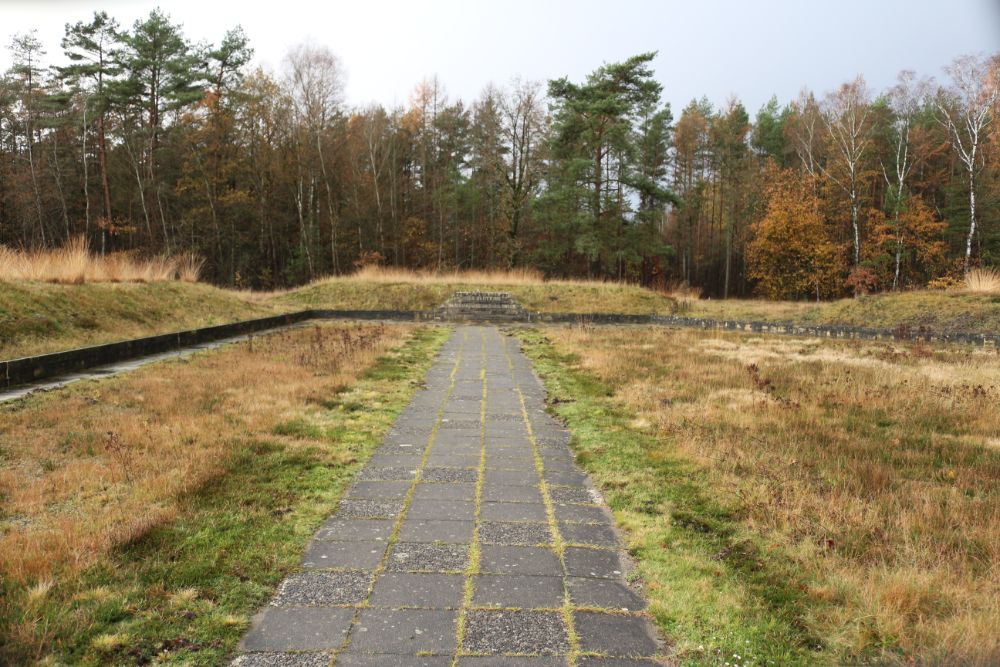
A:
[964, 158, 977, 273]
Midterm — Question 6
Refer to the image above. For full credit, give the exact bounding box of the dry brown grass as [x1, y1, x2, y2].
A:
[0, 323, 408, 583]
[320, 264, 621, 287]
[0, 237, 203, 284]
[547, 326, 1000, 663]
[964, 267, 1000, 294]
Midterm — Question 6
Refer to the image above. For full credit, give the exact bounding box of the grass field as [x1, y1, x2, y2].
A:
[0, 323, 448, 664]
[517, 326, 1000, 666]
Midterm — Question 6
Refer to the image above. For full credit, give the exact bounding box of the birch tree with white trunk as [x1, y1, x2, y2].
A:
[883, 70, 931, 289]
[821, 76, 873, 266]
[936, 53, 999, 272]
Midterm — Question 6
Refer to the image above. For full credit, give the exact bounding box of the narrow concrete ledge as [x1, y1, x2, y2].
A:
[4, 306, 996, 391]
[1, 311, 315, 388]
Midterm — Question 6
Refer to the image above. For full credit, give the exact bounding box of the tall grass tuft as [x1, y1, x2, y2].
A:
[339, 265, 611, 286]
[964, 267, 1000, 294]
[0, 237, 202, 284]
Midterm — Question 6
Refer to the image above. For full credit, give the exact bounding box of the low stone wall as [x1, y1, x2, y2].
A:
[1, 311, 315, 388]
[4, 307, 996, 390]
[529, 312, 1000, 346]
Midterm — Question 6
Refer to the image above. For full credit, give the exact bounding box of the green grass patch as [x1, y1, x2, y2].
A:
[514, 328, 831, 666]
[0, 326, 449, 665]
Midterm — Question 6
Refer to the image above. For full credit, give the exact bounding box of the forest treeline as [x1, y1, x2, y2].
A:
[1, 9, 998, 295]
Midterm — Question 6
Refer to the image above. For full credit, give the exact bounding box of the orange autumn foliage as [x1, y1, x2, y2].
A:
[748, 167, 845, 299]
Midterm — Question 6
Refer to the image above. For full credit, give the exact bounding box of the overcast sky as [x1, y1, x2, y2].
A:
[2, 0, 999, 115]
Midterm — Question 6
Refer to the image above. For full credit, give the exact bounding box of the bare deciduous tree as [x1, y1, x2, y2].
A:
[884, 70, 932, 288]
[821, 76, 873, 266]
[496, 79, 546, 265]
[284, 43, 345, 276]
[937, 53, 1000, 272]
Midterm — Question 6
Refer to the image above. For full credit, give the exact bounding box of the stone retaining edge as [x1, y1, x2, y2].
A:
[1, 311, 315, 388]
[4, 308, 996, 389]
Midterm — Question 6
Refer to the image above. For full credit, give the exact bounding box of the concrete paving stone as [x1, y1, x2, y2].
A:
[398, 519, 475, 543]
[480, 546, 562, 576]
[424, 453, 482, 468]
[429, 447, 482, 459]
[459, 658, 568, 666]
[472, 574, 565, 609]
[348, 608, 457, 654]
[365, 454, 424, 468]
[434, 428, 483, 444]
[422, 467, 478, 483]
[368, 454, 425, 467]
[355, 466, 418, 481]
[562, 547, 624, 579]
[553, 504, 611, 525]
[316, 519, 394, 542]
[483, 458, 537, 472]
[559, 522, 618, 547]
[240, 607, 354, 651]
[437, 416, 480, 428]
[386, 542, 470, 572]
[481, 502, 548, 522]
[565, 577, 646, 611]
[548, 486, 597, 505]
[479, 521, 552, 546]
[537, 458, 578, 472]
[486, 413, 522, 422]
[337, 499, 405, 520]
[573, 612, 658, 657]
[231, 651, 331, 666]
[544, 470, 588, 486]
[539, 449, 575, 462]
[483, 434, 530, 444]
[301, 540, 386, 570]
[481, 484, 543, 504]
[382, 430, 432, 442]
[406, 499, 476, 521]
[412, 482, 476, 501]
[376, 441, 426, 454]
[484, 470, 540, 487]
[345, 481, 413, 501]
[336, 655, 453, 666]
[485, 447, 534, 458]
[463, 610, 569, 655]
[486, 449, 535, 461]
[369, 572, 465, 608]
[272, 571, 372, 606]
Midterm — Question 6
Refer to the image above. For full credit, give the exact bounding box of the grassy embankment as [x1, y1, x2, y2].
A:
[273, 266, 672, 314]
[3, 264, 999, 362]
[516, 326, 1000, 666]
[0, 322, 449, 665]
[0, 281, 280, 359]
[0, 267, 672, 360]
[685, 290, 1000, 335]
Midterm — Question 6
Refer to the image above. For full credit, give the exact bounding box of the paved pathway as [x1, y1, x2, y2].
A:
[233, 326, 662, 666]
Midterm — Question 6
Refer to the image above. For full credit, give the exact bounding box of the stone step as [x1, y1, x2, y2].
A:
[438, 291, 528, 321]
